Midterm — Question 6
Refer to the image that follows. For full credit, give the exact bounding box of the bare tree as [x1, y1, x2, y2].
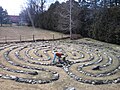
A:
[20, 0, 46, 26]
[54, 0, 81, 37]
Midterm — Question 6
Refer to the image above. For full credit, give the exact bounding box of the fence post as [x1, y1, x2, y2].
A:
[33, 35, 35, 42]
[5, 36, 7, 43]
[20, 35, 21, 42]
[53, 34, 54, 40]
[61, 34, 63, 38]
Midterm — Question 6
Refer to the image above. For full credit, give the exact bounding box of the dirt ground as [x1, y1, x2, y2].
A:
[0, 77, 120, 90]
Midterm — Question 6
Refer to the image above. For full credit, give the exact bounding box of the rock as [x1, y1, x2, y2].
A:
[2, 75, 10, 79]
[72, 52, 76, 56]
[113, 79, 119, 83]
[28, 71, 38, 75]
[95, 80, 104, 85]
[56, 64, 63, 67]
[52, 73, 59, 80]
[64, 67, 69, 72]
[10, 75, 19, 80]
[74, 76, 80, 81]
[37, 80, 42, 84]
[52, 72, 57, 74]
[92, 66, 100, 70]
[18, 70, 24, 73]
[64, 87, 76, 90]
[16, 78, 23, 82]
[31, 80, 37, 84]
[0, 74, 2, 77]
[40, 55, 43, 57]
[118, 66, 120, 70]
[41, 80, 46, 84]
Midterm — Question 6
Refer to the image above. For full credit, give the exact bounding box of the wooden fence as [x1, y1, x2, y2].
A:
[0, 34, 69, 44]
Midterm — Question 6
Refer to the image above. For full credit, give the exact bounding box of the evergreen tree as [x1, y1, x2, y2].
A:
[20, 0, 120, 44]
[0, 6, 9, 26]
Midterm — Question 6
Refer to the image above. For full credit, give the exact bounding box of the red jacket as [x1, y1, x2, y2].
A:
[56, 52, 62, 57]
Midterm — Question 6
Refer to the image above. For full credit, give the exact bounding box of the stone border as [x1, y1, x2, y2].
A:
[62, 41, 120, 85]
[1, 46, 59, 84]
[0, 41, 120, 85]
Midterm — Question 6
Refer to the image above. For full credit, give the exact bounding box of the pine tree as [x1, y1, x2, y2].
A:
[0, 6, 9, 26]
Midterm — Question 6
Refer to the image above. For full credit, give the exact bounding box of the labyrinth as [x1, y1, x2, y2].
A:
[0, 40, 120, 85]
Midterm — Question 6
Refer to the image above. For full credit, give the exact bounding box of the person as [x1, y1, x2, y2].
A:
[52, 52, 63, 64]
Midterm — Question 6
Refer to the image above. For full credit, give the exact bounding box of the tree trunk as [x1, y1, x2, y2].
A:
[0, 19, 2, 26]
[115, 0, 117, 6]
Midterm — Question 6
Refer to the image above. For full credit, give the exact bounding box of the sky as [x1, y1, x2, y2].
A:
[0, 0, 69, 15]
[0, 0, 25, 15]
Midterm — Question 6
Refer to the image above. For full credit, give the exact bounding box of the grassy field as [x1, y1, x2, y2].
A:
[0, 26, 68, 42]
[0, 26, 120, 90]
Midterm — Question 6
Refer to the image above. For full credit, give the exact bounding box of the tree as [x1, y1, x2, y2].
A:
[2, 10, 9, 24]
[79, 0, 90, 8]
[20, 0, 46, 26]
[0, 6, 4, 26]
[20, 0, 120, 44]
[0, 6, 9, 26]
[52, 0, 81, 34]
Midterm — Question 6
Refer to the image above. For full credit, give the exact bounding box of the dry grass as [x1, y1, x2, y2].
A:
[0, 77, 120, 90]
[0, 26, 120, 90]
[0, 26, 68, 42]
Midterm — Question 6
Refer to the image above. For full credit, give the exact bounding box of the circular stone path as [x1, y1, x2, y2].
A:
[0, 40, 120, 85]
